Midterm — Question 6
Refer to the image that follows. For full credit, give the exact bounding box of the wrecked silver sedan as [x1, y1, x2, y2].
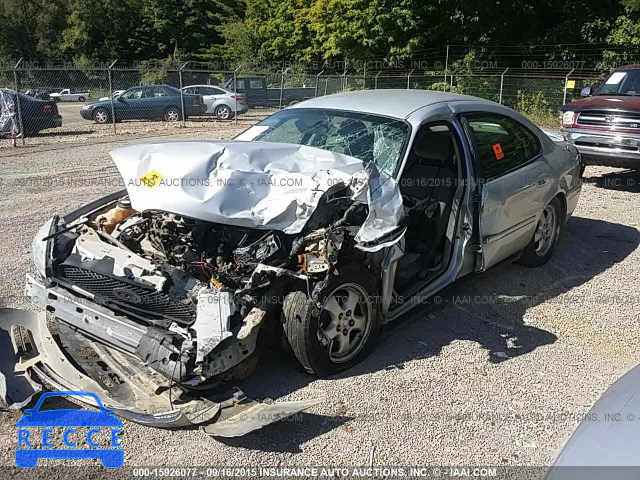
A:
[1, 90, 582, 436]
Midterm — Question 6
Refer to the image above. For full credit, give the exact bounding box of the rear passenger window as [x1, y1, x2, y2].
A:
[465, 113, 541, 179]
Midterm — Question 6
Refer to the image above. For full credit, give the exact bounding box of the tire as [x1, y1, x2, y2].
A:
[282, 265, 381, 376]
[163, 106, 181, 122]
[286, 97, 302, 106]
[517, 197, 563, 267]
[93, 107, 110, 124]
[214, 104, 233, 120]
[78, 96, 86, 102]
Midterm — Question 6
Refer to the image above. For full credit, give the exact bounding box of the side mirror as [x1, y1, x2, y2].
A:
[581, 86, 592, 97]
[117, 96, 125, 102]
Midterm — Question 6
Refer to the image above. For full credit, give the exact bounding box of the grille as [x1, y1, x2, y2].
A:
[58, 264, 196, 325]
[577, 111, 640, 130]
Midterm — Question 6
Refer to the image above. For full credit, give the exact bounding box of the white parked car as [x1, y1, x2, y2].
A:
[98, 90, 125, 101]
[182, 85, 249, 120]
[49, 89, 90, 102]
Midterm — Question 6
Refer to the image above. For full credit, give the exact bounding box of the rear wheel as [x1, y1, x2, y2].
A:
[93, 108, 110, 124]
[78, 96, 86, 102]
[517, 197, 562, 267]
[282, 265, 381, 376]
[214, 104, 233, 120]
[163, 106, 181, 122]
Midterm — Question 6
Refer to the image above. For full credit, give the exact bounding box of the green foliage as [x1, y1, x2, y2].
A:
[515, 90, 556, 127]
[0, 0, 636, 74]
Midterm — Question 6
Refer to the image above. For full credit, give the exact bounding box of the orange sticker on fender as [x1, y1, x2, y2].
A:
[493, 143, 505, 160]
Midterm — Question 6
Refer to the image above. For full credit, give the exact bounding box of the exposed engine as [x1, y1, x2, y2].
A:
[113, 211, 290, 290]
[48, 194, 365, 385]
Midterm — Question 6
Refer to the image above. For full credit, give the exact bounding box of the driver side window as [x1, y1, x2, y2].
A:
[122, 88, 143, 100]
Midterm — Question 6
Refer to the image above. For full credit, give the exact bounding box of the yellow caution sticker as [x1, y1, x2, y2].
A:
[139, 169, 164, 188]
[566, 80, 576, 89]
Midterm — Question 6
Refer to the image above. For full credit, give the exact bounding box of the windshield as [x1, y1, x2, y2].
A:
[596, 69, 640, 96]
[239, 108, 410, 175]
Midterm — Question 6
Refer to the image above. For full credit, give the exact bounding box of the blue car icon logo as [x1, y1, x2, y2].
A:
[16, 391, 123, 468]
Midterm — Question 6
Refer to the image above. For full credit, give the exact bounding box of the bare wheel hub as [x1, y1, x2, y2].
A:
[318, 283, 372, 363]
[534, 205, 557, 256]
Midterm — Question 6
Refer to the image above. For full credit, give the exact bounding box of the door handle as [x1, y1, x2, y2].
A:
[536, 174, 550, 187]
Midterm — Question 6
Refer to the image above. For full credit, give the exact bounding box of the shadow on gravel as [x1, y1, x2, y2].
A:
[32, 130, 95, 138]
[234, 216, 638, 448]
[586, 168, 640, 193]
[217, 413, 352, 452]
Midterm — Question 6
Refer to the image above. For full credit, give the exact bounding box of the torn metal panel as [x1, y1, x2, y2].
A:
[110, 141, 362, 234]
[193, 290, 235, 363]
[202, 397, 323, 438]
[109, 141, 404, 245]
[0, 308, 320, 434]
[351, 165, 404, 246]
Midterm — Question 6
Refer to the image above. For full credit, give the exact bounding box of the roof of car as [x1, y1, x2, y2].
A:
[290, 89, 491, 119]
[183, 84, 226, 90]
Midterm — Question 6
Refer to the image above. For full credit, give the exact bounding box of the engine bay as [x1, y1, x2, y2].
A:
[47, 193, 368, 386]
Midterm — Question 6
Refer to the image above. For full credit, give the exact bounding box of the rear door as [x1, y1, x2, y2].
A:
[197, 86, 220, 113]
[463, 112, 554, 270]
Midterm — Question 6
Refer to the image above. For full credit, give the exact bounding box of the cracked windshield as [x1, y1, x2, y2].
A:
[243, 108, 410, 175]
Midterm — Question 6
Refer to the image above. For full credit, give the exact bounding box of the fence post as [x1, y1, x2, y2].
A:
[499, 67, 509, 104]
[279, 66, 290, 109]
[179, 61, 188, 128]
[363, 63, 367, 90]
[341, 68, 348, 92]
[108, 59, 118, 135]
[375, 71, 382, 89]
[563, 68, 575, 106]
[13, 58, 25, 146]
[444, 44, 450, 84]
[406, 69, 414, 89]
[449, 68, 455, 92]
[314, 70, 325, 97]
[234, 66, 241, 126]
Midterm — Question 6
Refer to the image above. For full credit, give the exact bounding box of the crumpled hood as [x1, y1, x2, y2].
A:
[110, 140, 403, 243]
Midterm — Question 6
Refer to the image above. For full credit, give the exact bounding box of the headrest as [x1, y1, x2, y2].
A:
[338, 119, 368, 137]
[412, 131, 455, 165]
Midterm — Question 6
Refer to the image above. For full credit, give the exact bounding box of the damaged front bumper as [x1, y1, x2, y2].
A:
[0, 305, 321, 437]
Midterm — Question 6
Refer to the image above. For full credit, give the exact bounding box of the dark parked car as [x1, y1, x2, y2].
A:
[80, 85, 206, 124]
[0, 88, 62, 137]
[224, 76, 315, 108]
[560, 65, 640, 170]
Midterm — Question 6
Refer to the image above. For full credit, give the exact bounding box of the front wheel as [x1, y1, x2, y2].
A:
[282, 265, 381, 376]
[163, 106, 181, 122]
[93, 108, 110, 124]
[517, 197, 562, 267]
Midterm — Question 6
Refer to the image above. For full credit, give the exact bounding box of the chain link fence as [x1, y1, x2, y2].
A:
[0, 61, 607, 149]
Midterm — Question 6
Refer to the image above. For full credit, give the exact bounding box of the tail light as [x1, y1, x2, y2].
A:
[192, 96, 203, 105]
[43, 105, 52, 114]
[230, 95, 245, 101]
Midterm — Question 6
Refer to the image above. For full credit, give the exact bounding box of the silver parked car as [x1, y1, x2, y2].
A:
[182, 85, 249, 120]
[0, 90, 581, 437]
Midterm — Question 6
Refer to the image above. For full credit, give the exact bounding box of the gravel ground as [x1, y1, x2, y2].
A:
[0, 128, 639, 472]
